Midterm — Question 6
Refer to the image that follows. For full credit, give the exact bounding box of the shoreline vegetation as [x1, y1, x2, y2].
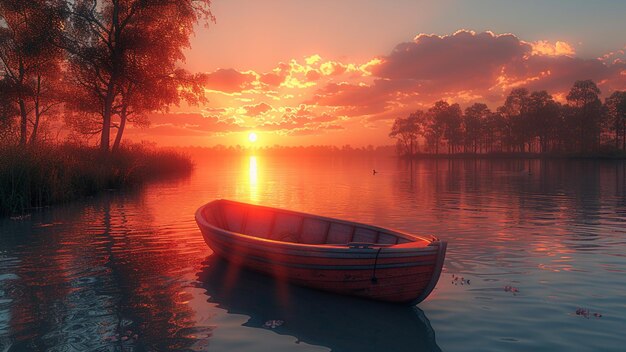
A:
[178, 145, 626, 159]
[0, 142, 193, 218]
[401, 151, 626, 160]
[389, 81, 626, 159]
[2, 142, 623, 219]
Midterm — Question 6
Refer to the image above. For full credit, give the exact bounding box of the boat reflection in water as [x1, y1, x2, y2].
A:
[196, 256, 442, 352]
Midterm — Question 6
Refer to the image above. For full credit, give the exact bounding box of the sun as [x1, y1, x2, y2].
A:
[248, 132, 257, 143]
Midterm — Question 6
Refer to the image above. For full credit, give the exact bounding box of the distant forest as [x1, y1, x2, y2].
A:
[180, 144, 396, 158]
[389, 80, 626, 157]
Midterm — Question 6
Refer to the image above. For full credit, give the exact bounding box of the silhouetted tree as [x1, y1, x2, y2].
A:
[390, 80, 623, 157]
[566, 80, 603, 152]
[463, 103, 489, 154]
[501, 88, 530, 152]
[527, 90, 559, 153]
[428, 101, 461, 154]
[605, 91, 626, 150]
[559, 103, 578, 152]
[0, 0, 64, 146]
[483, 111, 506, 153]
[444, 103, 463, 153]
[0, 76, 18, 141]
[62, 0, 214, 153]
[389, 110, 424, 156]
[111, 69, 208, 152]
[427, 101, 463, 154]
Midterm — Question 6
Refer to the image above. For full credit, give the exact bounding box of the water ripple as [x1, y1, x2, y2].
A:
[0, 157, 625, 351]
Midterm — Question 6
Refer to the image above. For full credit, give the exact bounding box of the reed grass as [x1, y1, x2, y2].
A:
[0, 143, 193, 217]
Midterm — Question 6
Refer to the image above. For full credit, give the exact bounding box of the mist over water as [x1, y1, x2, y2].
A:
[1, 155, 625, 351]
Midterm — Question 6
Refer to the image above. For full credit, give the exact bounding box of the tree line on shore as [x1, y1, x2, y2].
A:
[389, 80, 626, 156]
[182, 144, 396, 158]
[0, 0, 213, 152]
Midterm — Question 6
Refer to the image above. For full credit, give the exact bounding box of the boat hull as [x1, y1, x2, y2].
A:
[195, 200, 447, 305]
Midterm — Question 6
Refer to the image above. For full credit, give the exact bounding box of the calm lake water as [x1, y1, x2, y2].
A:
[1, 155, 625, 351]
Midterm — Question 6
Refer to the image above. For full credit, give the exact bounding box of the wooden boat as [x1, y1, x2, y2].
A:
[195, 199, 447, 305]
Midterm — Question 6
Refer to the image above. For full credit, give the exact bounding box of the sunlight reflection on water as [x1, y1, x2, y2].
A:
[0, 156, 625, 351]
[248, 155, 259, 203]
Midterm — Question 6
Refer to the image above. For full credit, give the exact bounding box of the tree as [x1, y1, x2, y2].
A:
[566, 80, 602, 152]
[559, 104, 578, 152]
[526, 91, 559, 153]
[605, 91, 626, 150]
[428, 101, 462, 154]
[426, 101, 446, 154]
[0, 76, 19, 142]
[463, 103, 490, 154]
[0, 0, 64, 146]
[388, 80, 617, 156]
[62, 0, 214, 152]
[389, 110, 424, 156]
[111, 69, 208, 152]
[483, 110, 507, 153]
[501, 88, 530, 152]
[444, 103, 463, 153]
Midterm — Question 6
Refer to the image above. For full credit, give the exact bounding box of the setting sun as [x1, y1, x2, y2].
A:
[248, 132, 257, 143]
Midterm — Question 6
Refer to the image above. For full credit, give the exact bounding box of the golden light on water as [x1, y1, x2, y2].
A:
[248, 156, 258, 202]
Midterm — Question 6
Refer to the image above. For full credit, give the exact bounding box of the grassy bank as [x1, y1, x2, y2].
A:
[0, 143, 193, 217]
[400, 151, 626, 160]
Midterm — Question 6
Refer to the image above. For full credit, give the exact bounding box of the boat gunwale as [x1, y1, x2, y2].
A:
[204, 227, 441, 257]
[195, 199, 443, 254]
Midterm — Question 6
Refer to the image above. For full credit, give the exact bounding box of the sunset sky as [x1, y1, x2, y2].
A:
[128, 0, 626, 147]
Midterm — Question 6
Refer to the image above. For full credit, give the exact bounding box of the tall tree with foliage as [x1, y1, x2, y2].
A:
[428, 101, 462, 154]
[566, 80, 603, 152]
[526, 90, 559, 153]
[389, 79, 622, 157]
[62, 0, 214, 152]
[483, 111, 507, 153]
[389, 110, 425, 156]
[501, 88, 530, 152]
[463, 103, 490, 154]
[605, 91, 626, 150]
[0, 0, 64, 146]
[0, 76, 18, 141]
[444, 103, 463, 153]
[424, 102, 444, 154]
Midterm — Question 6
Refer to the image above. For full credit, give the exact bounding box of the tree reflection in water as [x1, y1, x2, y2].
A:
[0, 194, 208, 351]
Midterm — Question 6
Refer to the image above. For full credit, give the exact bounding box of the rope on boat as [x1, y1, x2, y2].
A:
[371, 247, 382, 284]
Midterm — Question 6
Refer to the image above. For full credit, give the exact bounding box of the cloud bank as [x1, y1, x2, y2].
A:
[133, 30, 626, 142]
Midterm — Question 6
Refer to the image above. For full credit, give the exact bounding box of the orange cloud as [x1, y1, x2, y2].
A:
[305, 54, 322, 65]
[287, 123, 345, 136]
[530, 40, 575, 57]
[259, 62, 290, 87]
[252, 105, 344, 136]
[305, 69, 322, 81]
[244, 102, 273, 116]
[319, 61, 347, 76]
[204, 68, 257, 93]
[146, 113, 245, 134]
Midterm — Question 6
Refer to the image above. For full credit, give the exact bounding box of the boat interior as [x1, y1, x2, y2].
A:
[202, 200, 420, 246]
